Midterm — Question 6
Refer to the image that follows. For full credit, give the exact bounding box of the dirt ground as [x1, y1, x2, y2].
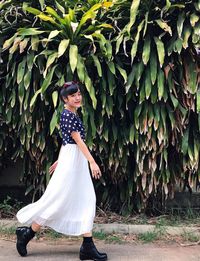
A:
[0, 238, 200, 261]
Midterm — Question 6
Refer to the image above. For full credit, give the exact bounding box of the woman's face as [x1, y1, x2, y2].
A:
[64, 89, 82, 108]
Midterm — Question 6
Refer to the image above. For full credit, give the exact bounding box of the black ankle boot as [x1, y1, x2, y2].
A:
[79, 241, 107, 261]
[16, 226, 35, 256]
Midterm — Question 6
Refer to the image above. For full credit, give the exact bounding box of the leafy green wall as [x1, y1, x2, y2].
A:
[0, 0, 200, 213]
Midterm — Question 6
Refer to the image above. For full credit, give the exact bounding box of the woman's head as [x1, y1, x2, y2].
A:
[60, 81, 82, 108]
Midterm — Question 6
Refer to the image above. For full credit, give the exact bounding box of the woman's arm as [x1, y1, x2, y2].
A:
[71, 131, 101, 179]
[49, 160, 58, 175]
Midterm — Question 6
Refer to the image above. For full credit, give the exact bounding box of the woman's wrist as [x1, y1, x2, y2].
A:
[89, 160, 95, 164]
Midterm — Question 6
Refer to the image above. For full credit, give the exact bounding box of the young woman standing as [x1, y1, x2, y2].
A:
[15, 82, 107, 261]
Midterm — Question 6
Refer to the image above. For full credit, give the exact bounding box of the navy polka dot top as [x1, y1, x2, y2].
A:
[60, 109, 86, 145]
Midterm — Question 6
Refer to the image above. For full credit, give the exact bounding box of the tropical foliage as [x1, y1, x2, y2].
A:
[0, 0, 200, 213]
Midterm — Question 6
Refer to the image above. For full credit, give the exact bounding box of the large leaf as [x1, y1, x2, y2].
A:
[17, 58, 26, 84]
[154, 37, 165, 67]
[91, 55, 102, 77]
[157, 69, 165, 100]
[69, 45, 78, 73]
[44, 52, 58, 77]
[142, 35, 151, 65]
[156, 19, 172, 36]
[177, 12, 185, 38]
[58, 39, 70, 58]
[131, 20, 144, 63]
[150, 48, 157, 85]
[41, 65, 57, 93]
[50, 110, 58, 135]
[127, 0, 141, 34]
[116, 64, 127, 83]
[197, 89, 200, 113]
[18, 28, 45, 36]
[77, 54, 85, 82]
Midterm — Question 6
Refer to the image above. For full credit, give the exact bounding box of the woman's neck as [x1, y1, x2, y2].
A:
[64, 104, 77, 114]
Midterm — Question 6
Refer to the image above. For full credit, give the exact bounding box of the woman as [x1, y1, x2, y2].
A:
[15, 81, 107, 261]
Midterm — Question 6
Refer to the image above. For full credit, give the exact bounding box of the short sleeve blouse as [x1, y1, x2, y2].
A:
[60, 109, 86, 145]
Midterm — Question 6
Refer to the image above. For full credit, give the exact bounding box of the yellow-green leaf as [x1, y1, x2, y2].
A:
[145, 68, 152, 99]
[48, 30, 60, 40]
[155, 19, 172, 36]
[69, 45, 78, 73]
[129, 125, 135, 144]
[41, 65, 57, 93]
[37, 13, 56, 24]
[50, 110, 58, 135]
[84, 72, 97, 109]
[77, 54, 85, 82]
[30, 89, 41, 107]
[55, 0, 65, 13]
[107, 61, 115, 75]
[177, 12, 185, 38]
[25, 6, 41, 15]
[157, 69, 165, 100]
[116, 64, 127, 83]
[197, 89, 200, 113]
[17, 58, 26, 84]
[3, 34, 17, 50]
[91, 55, 102, 77]
[154, 37, 165, 67]
[115, 34, 123, 54]
[127, 0, 141, 34]
[190, 13, 199, 27]
[183, 26, 191, 49]
[18, 28, 45, 36]
[142, 35, 151, 65]
[52, 91, 58, 108]
[58, 39, 69, 58]
[31, 35, 39, 51]
[102, 2, 113, 8]
[44, 52, 58, 77]
[131, 20, 144, 63]
[24, 70, 31, 90]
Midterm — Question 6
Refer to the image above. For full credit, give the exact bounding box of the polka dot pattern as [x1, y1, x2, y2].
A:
[60, 109, 86, 145]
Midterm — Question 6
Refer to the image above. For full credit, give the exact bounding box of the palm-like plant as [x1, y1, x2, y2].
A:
[0, 0, 200, 213]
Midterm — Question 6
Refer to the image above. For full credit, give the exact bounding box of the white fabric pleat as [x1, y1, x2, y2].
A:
[16, 144, 96, 236]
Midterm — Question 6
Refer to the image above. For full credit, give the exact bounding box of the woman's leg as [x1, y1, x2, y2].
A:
[31, 222, 41, 232]
[80, 231, 107, 261]
[16, 222, 41, 256]
[83, 232, 92, 237]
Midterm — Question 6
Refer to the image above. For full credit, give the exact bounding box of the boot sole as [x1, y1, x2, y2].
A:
[80, 252, 107, 261]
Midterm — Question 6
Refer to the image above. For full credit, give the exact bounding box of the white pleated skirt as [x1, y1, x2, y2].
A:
[16, 144, 96, 236]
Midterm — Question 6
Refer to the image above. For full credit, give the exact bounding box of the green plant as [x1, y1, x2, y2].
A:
[0, 225, 17, 236]
[138, 231, 159, 243]
[0, 196, 24, 218]
[182, 231, 200, 242]
[105, 234, 124, 244]
[93, 231, 107, 240]
[0, 0, 200, 213]
[138, 219, 167, 243]
[38, 228, 64, 239]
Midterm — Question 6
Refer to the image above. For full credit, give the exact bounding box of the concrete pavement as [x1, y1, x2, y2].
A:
[1, 219, 200, 261]
[1, 238, 200, 261]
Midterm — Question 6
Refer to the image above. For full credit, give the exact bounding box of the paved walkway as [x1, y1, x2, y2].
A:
[0, 238, 200, 261]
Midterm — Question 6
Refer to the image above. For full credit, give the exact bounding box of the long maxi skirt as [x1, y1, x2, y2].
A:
[16, 144, 96, 236]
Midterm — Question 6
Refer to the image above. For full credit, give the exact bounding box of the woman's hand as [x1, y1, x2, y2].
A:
[89, 161, 102, 179]
[49, 160, 58, 175]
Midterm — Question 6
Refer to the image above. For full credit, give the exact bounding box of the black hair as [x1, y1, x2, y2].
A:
[60, 81, 80, 103]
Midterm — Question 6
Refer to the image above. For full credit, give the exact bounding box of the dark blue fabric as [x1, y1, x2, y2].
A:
[60, 109, 86, 145]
